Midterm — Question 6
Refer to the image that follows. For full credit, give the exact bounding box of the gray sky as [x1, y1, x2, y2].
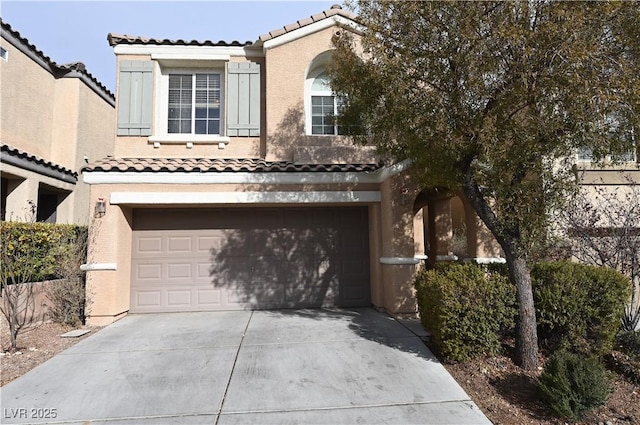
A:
[1, 1, 339, 93]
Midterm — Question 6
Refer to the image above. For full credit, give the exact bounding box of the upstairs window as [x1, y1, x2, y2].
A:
[168, 73, 221, 135]
[310, 72, 345, 135]
[117, 60, 260, 142]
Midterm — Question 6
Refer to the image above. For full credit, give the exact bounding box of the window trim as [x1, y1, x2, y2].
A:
[153, 64, 229, 144]
[0, 46, 8, 62]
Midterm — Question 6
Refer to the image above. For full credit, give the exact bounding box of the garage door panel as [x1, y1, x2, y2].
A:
[197, 289, 222, 306]
[167, 262, 193, 279]
[340, 258, 369, 278]
[136, 236, 163, 254]
[135, 291, 162, 308]
[197, 235, 222, 253]
[166, 290, 192, 307]
[167, 236, 192, 253]
[341, 284, 367, 304]
[135, 263, 163, 280]
[131, 207, 370, 312]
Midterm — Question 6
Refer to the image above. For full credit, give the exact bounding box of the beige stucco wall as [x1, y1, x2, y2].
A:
[263, 26, 373, 163]
[377, 173, 421, 314]
[85, 188, 133, 325]
[113, 136, 261, 159]
[0, 39, 56, 157]
[1, 34, 115, 225]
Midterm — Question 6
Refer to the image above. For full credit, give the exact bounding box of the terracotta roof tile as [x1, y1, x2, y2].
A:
[259, 4, 358, 42]
[298, 17, 315, 27]
[1, 144, 77, 177]
[82, 158, 381, 174]
[107, 33, 253, 47]
[107, 5, 356, 48]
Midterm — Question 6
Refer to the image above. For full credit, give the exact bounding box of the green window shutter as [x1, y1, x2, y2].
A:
[117, 60, 153, 136]
[227, 62, 260, 137]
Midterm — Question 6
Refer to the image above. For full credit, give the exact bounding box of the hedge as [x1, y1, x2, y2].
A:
[414, 263, 517, 362]
[532, 261, 631, 356]
[0, 221, 88, 284]
[415, 261, 632, 362]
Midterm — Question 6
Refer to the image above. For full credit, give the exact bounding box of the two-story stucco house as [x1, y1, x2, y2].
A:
[0, 20, 115, 225]
[83, 4, 640, 327]
[82, 5, 505, 325]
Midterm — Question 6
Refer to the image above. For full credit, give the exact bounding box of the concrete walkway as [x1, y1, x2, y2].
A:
[1, 308, 491, 424]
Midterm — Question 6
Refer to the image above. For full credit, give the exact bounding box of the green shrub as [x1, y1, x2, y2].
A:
[532, 261, 631, 356]
[414, 263, 517, 362]
[0, 222, 87, 283]
[615, 330, 640, 361]
[538, 351, 612, 420]
[605, 331, 640, 385]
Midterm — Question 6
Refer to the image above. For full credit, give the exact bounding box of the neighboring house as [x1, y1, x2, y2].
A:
[0, 20, 115, 224]
[81, 5, 638, 326]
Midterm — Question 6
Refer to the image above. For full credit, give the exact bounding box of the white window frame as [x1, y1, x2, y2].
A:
[305, 68, 345, 136]
[151, 64, 229, 145]
[0, 46, 8, 62]
[311, 98, 343, 136]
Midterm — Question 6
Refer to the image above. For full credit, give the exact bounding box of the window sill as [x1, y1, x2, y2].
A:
[148, 135, 231, 149]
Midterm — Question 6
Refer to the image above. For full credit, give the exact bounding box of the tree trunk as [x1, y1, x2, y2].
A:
[503, 249, 539, 370]
[461, 167, 539, 370]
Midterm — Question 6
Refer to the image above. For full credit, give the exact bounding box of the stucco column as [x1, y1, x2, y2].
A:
[427, 195, 453, 264]
[85, 189, 133, 326]
[4, 177, 39, 222]
[462, 197, 502, 259]
[378, 174, 420, 315]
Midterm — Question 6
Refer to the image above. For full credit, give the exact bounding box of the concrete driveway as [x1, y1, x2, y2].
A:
[1, 308, 491, 424]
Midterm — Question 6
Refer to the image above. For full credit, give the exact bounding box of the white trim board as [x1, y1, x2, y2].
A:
[113, 44, 263, 58]
[110, 191, 381, 205]
[80, 263, 117, 271]
[379, 257, 421, 265]
[263, 16, 365, 50]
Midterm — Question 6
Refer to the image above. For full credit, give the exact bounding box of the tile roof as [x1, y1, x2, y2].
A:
[106, 5, 357, 47]
[1, 144, 78, 178]
[259, 4, 357, 42]
[0, 20, 115, 102]
[107, 34, 254, 47]
[82, 157, 381, 173]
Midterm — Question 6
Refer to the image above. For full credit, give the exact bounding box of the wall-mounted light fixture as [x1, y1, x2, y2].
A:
[94, 197, 106, 218]
[400, 186, 411, 206]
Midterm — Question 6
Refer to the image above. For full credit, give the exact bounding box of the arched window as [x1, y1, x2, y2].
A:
[309, 71, 345, 135]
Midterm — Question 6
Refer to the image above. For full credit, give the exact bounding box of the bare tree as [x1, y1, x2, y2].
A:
[559, 179, 640, 331]
[0, 226, 43, 352]
[47, 226, 91, 326]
